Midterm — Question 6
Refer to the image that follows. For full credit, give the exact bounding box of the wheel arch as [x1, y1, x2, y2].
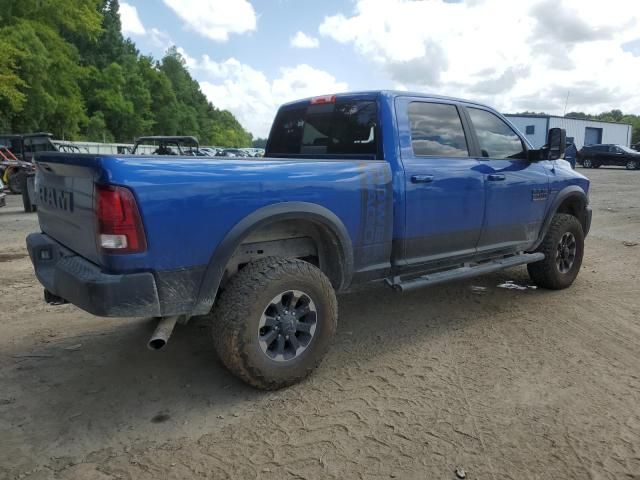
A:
[531, 186, 589, 250]
[192, 202, 354, 315]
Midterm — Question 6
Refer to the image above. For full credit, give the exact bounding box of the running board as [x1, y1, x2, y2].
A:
[385, 252, 545, 293]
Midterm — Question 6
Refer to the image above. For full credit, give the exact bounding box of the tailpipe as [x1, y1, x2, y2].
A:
[148, 316, 180, 351]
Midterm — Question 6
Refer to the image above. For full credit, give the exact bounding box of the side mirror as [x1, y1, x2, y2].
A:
[547, 128, 566, 160]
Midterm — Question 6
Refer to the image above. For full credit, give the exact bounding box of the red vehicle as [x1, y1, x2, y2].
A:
[0, 133, 58, 212]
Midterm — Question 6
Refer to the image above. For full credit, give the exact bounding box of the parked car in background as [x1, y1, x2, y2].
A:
[200, 147, 222, 157]
[243, 148, 265, 157]
[184, 148, 209, 157]
[578, 144, 640, 170]
[217, 148, 247, 157]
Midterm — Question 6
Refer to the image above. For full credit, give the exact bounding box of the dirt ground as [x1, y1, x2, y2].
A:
[1, 167, 639, 480]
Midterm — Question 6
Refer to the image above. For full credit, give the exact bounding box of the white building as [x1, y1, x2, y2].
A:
[505, 114, 632, 150]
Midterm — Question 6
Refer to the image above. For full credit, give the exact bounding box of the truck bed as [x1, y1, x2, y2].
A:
[33, 153, 393, 314]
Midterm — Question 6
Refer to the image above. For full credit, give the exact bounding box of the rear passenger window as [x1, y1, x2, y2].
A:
[468, 108, 526, 159]
[267, 100, 378, 158]
[408, 102, 469, 157]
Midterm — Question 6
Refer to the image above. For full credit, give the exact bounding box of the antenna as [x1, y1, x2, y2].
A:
[563, 91, 570, 116]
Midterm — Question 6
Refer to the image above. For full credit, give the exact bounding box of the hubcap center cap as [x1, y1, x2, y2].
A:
[280, 314, 296, 335]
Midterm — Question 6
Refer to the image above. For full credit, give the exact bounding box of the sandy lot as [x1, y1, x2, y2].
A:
[1, 167, 639, 480]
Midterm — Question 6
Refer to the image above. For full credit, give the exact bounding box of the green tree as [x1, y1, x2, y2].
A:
[158, 48, 252, 146]
[86, 111, 113, 142]
[252, 138, 268, 148]
[0, 39, 26, 131]
[0, 0, 252, 145]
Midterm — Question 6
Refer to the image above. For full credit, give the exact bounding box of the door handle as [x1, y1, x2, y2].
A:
[411, 174, 434, 184]
[487, 173, 506, 181]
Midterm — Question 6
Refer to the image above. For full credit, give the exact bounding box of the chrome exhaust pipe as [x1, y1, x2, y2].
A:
[147, 316, 180, 350]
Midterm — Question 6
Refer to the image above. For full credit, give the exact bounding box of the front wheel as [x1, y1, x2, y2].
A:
[528, 213, 584, 289]
[582, 158, 592, 168]
[626, 159, 639, 170]
[211, 257, 337, 390]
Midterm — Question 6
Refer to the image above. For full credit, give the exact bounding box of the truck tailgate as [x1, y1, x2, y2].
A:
[35, 154, 101, 264]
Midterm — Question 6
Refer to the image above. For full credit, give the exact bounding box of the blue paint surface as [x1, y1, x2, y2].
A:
[34, 91, 590, 289]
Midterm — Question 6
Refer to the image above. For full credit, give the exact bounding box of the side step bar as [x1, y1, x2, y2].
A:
[385, 252, 545, 293]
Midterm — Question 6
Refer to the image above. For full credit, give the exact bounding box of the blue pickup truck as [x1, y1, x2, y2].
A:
[27, 91, 591, 389]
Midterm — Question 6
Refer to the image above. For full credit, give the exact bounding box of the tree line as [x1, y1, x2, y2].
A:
[0, 0, 252, 147]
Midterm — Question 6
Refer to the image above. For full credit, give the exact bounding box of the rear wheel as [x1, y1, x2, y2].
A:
[7, 170, 22, 194]
[583, 158, 592, 168]
[20, 173, 36, 212]
[626, 159, 638, 170]
[211, 257, 337, 390]
[528, 213, 584, 289]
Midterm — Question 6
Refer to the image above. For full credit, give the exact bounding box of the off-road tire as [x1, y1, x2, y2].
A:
[527, 213, 584, 289]
[7, 170, 22, 194]
[211, 257, 337, 390]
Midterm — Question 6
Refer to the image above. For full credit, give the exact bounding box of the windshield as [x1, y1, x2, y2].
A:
[618, 145, 637, 153]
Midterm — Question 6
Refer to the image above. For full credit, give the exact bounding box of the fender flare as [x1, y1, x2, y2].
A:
[191, 202, 354, 315]
[531, 185, 588, 250]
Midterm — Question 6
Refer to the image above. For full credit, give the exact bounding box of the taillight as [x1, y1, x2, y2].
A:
[310, 94, 336, 105]
[96, 185, 147, 253]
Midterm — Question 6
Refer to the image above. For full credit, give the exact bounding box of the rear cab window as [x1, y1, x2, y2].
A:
[266, 97, 379, 159]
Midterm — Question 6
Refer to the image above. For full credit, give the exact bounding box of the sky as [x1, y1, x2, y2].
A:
[120, 0, 640, 138]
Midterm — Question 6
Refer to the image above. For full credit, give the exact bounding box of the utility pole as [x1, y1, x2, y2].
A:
[563, 91, 570, 117]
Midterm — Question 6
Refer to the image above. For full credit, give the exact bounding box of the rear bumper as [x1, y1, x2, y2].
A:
[26, 233, 161, 317]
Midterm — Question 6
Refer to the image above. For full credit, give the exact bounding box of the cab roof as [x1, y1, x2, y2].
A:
[278, 90, 492, 110]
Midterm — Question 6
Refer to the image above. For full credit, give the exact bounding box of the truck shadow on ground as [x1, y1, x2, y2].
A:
[2, 267, 547, 458]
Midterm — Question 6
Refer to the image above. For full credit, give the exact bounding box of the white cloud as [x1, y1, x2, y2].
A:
[290, 31, 320, 48]
[148, 28, 173, 50]
[319, 0, 640, 115]
[120, 2, 145, 35]
[192, 56, 347, 137]
[176, 46, 197, 69]
[162, 0, 257, 42]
